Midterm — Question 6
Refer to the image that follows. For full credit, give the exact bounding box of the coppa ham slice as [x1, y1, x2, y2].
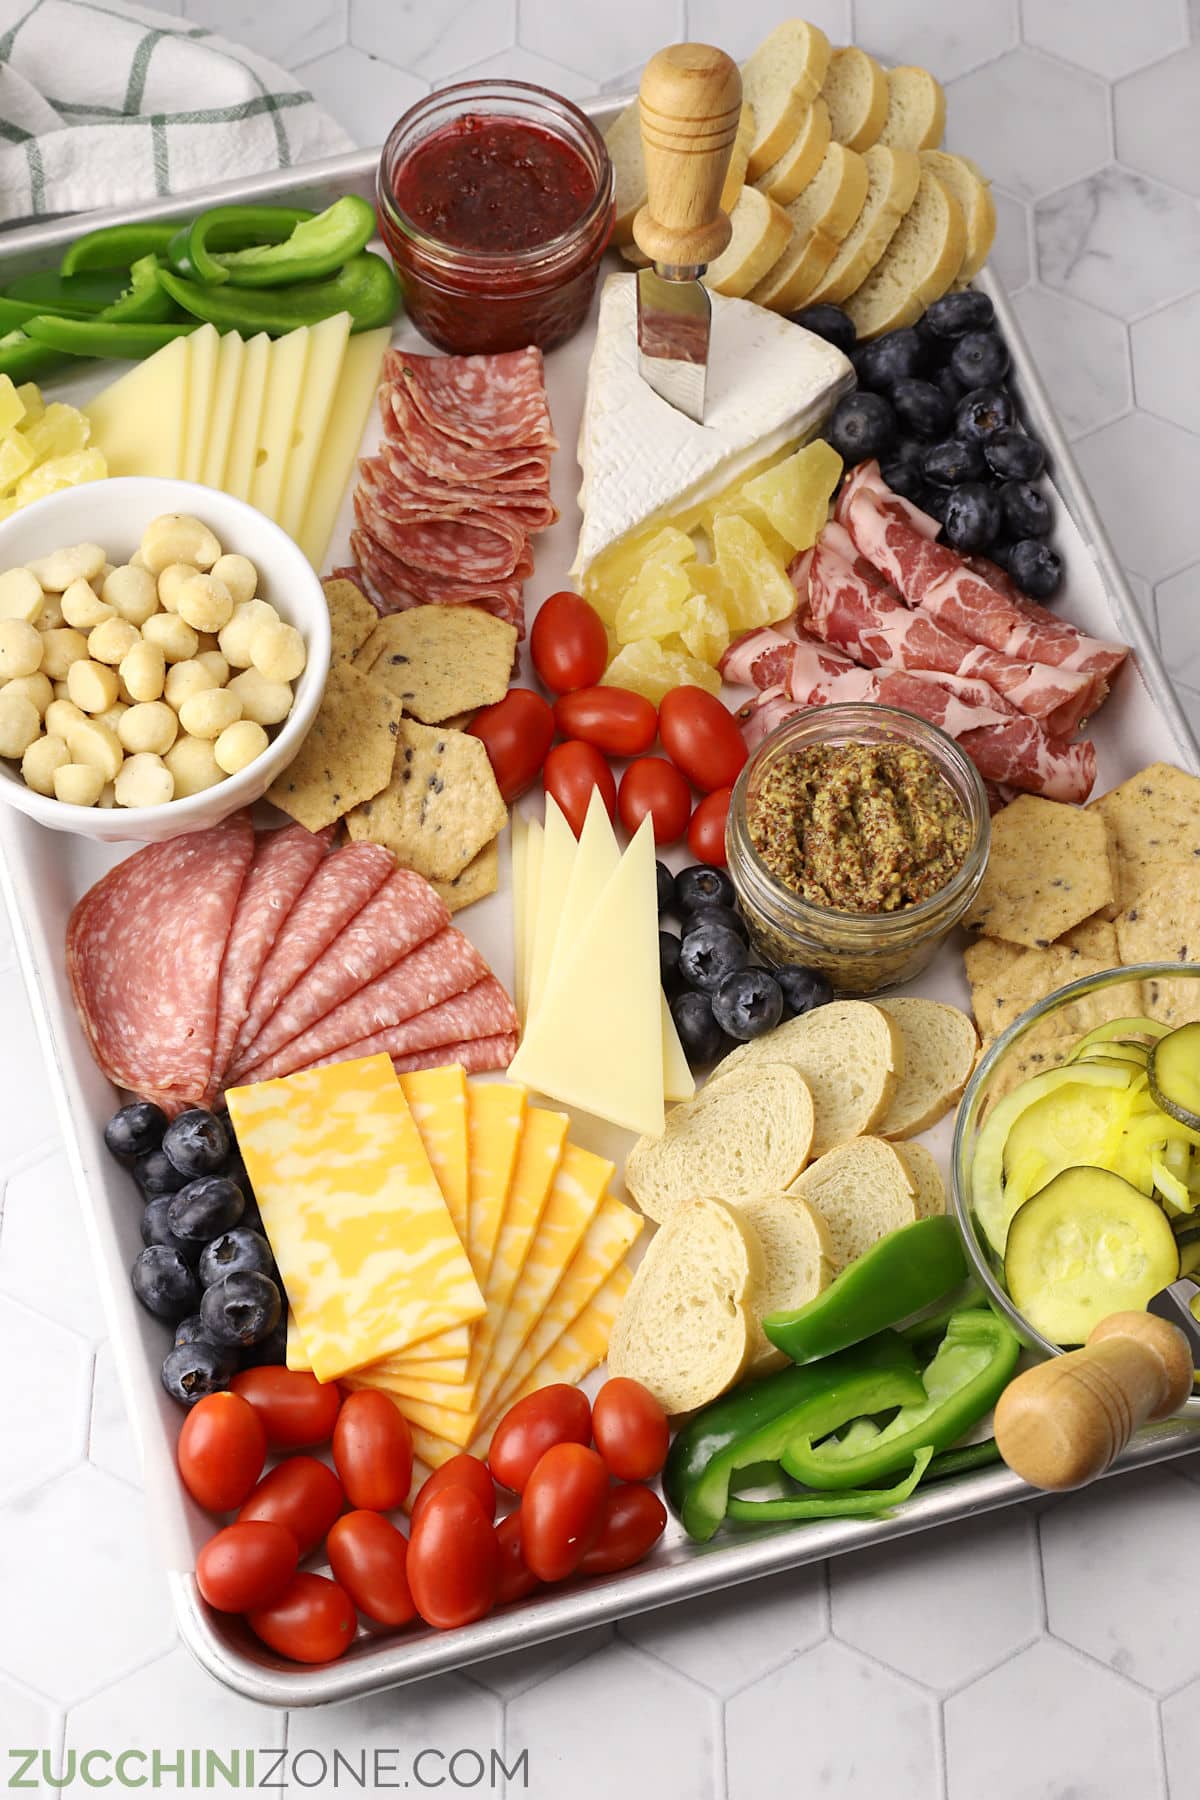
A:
[230, 869, 451, 1081]
[296, 977, 519, 1073]
[67, 812, 254, 1110]
[384, 347, 557, 451]
[720, 622, 801, 690]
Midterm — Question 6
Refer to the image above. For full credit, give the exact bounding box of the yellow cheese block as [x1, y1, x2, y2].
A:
[518, 817, 543, 1025]
[227, 1053, 484, 1382]
[223, 332, 270, 502]
[84, 334, 190, 479]
[467, 1081, 526, 1290]
[495, 1265, 633, 1417]
[285, 1308, 307, 1372]
[201, 329, 246, 491]
[277, 311, 351, 543]
[400, 1064, 470, 1248]
[250, 324, 311, 523]
[296, 325, 390, 569]
[526, 796, 575, 1024]
[181, 324, 220, 484]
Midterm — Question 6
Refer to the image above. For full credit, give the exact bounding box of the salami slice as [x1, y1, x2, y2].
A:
[67, 812, 254, 1109]
[384, 347, 557, 451]
[355, 482, 526, 580]
[230, 869, 450, 1081]
[229, 841, 394, 1070]
[350, 528, 526, 633]
[390, 1033, 517, 1077]
[383, 383, 553, 487]
[300, 977, 519, 1070]
[375, 445, 558, 534]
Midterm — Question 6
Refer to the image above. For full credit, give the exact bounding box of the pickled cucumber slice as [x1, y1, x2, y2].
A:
[1068, 1018, 1171, 1060]
[1004, 1167, 1179, 1346]
[1148, 1022, 1200, 1132]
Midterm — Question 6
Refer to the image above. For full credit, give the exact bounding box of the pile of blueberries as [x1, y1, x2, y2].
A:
[659, 862, 832, 1067]
[103, 1103, 285, 1406]
[796, 290, 1062, 601]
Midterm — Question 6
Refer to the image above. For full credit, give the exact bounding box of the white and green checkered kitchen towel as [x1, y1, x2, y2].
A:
[0, 0, 354, 223]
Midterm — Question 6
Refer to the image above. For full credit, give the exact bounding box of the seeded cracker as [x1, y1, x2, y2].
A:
[1091, 761, 1200, 913]
[356, 606, 517, 725]
[980, 1031, 1077, 1108]
[964, 936, 1024, 1038]
[963, 794, 1114, 947]
[323, 577, 379, 665]
[267, 662, 402, 832]
[1059, 914, 1119, 962]
[979, 947, 1144, 1041]
[1115, 865, 1200, 1025]
[432, 837, 501, 913]
[346, 719, 508, 883]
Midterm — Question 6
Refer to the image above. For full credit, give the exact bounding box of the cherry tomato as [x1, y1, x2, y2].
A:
[230, 1368, 342, 1452]
[495, 1510, 541, 1605]
[247, 1572, 357, 1665]
[410, 1453, 496, 1526]
[407, 1488, 499, 1630]
[332, 1390, 414, 1513]
[658, 687, 747, 793]
[488, 1384, 592, 1495]
[578, 1484, 668, 1575]
[196, 1520, 298, 1614]
[327, 1511, 416, 1628]
[617, 756, 692, 846]
[177, 1391, 267, 1513]
[530, 592, 608, 694]
[591, 1378, 670, 1481]
[552, 686, 657, 758]
[520, 1443, 610, 1583]
[469, 689, 555, 803]
[237, 1456, 344, 1557]
[687, 785, 733, 866]
[542, 741, 617, 838]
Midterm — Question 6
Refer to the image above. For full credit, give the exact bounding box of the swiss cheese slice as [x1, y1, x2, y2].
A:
[250, 324, 311, 523]
[223, 331, 271, 502]
[277, 310, 351, 543]
[526, 796, 575, 1025]
[519, 817, 544, 1025]
[181, 324, 220, 484]
[544, 786, 620, 995]
[662, 990, 696, 1104]
[84, 334, 190, 479]
[466, 1082, 527, 1290]
[200, 329, 246, 491]
[226, 1053, 484, 1381]
[512, 812, 530, 1019]
[296, 325, 390, 569]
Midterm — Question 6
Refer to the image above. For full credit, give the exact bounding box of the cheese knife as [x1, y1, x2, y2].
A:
[632, 43, 743, 425]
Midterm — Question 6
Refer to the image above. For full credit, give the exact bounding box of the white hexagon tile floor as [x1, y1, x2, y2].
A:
[2, 2, 1200, 1795]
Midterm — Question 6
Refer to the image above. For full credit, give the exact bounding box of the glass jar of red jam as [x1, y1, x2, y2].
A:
[377, 81, 614, 357]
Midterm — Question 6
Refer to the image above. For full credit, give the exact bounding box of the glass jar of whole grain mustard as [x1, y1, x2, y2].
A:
[726, 704, 991, 995]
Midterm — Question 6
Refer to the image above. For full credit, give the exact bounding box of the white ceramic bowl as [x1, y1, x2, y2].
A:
[0, 477, 331, 844]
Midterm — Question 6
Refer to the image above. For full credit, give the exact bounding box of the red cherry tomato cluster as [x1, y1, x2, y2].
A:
[181, 1373, 670, 1664]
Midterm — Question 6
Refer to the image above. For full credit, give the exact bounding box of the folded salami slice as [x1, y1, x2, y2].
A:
[384, 347, 557, 451]
[383, 382, 552, 487]
[67, 811, 254, 1110]
[390, 1033, 517, 1077]
[350, 527, 526, 633]
[296, 977, 519, 1073]
[356, 471, 526, 579]
[374, 446, 558, 534]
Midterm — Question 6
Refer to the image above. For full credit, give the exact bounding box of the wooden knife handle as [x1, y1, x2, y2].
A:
[633, 44, 742, 270]
[994, 1311, 1194, 1492]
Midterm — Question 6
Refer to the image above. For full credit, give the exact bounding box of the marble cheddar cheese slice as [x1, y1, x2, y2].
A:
[227, 1053, 485, 1382]
[467, 1082, 527, 1289]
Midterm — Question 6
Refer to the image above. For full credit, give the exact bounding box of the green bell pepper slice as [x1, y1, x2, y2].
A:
[157, 252, 399, 336]
[61, 220, 184, 276]
[3, 269, 130, 315]
[98, 256, 178, 326]
[763, 1216, 969, 1365]
[208, 195, 378, 288]
[923, 1438, 1002, 1482]
[167, 205, 315, 285]
[725, 1447, 934, 1524]
[0, 329, 69, 382]
[899, 1277, 987, 1348]
[22, 315, 197, 359]
[782, 1308, 1020, 1490]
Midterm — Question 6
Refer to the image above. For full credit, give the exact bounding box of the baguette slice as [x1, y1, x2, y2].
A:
[921, 149, 997, 280]
[607, 1196, 763, 1414]
[877, 66, 946, 153]
[820, 46, 889, 151]
[722, 102, 758, 215]
[893, 1141, 947, 1220]
[749, 142, 869, 313]
[605, 99, 645, 245]
[625, 1063, 816, 1225]
[717, 999, 903, 1157]
[843, 167, 966, 339]
[754, 97, 832, 205]
[739, 1191, 834, 1373]
[805, 144, 920, 307]
[788, 1136, 917, 1272]
[743, 20, 833, 180]
[705, 186, 794, 297]
[875, 996, 978, 1138]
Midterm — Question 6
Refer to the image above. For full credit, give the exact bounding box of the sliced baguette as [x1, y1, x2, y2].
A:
[717, 1000, 903, 1158]
[921, 149, 997, 281]
[877, 66, 946, 153]
[820, 45, 888, 152]
[842, 166, 966, 339]
[743, 20, 833, 180]
[607, 1196, 763, 1414]
[788, 1136, 917, 1272]
[605, 99, 645, 245]
[754, 97, 832, 205]
[625, 1063, 815, 1226]
[875, 997, 978, 1138]
[705, 186, 794, 297]
[749, 142, 870, 314]
[893, 1142, 947, 1220]
[739, 1191, 834, 1373]
[805, 144, 920, 307]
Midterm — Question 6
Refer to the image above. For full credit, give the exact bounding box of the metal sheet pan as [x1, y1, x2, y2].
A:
[2, 102, 1199, 1708]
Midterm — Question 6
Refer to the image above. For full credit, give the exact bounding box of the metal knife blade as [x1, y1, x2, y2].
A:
[635, 264, 711, 426]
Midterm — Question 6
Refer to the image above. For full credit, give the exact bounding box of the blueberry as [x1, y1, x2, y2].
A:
[712, 968, 784, 1041]
[167, 1175, 245, 1244]
[986, 538, 1016, 573]
[955, 387, 1016, 442]
[104, 1102, 167, 1165]
[670, 990, 727, 1065]
[175, 1313, 222, 1349]
[132, 1146, 189, 1200]
[141, 1195, 201, 1265]
[827, 391, 896, 464]
[678, 922, 749, 993]
[930, 365, 965, 410]
[949, 330, 1010, 391]
[890, 378, 954, 440]
[659, 929, 682, 993]
[200, 1270, 282, 1348]
[655, 860, 675, 915]
[855, 328, 926, 390]
[199, 1227, 274, 1288]
[923, 289, 996, 338]
[162, 1109, 230, 1179]
[790, 303, 857, 355]
[774, 965, 834, 1017]
[879, 448, 931, 507]
[920, 486, 950, 524]
[238, 1320, 288, 1371]
[161, 1341, 235, 1407]
[686, 902, 749, 944]
[1008, 538, 1063, 601]
[943, 482, 1005, 553]
[922, 436, 986, 487]
[1000, 479, 1052, 538]
[131, 1245, 200, 1323]
[674, 864, 736, 914]
[983, 428, 1045, 482]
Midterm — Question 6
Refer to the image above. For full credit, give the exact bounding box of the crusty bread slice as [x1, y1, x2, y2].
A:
[738, 1191, 834, 1373]
[893, 1142, 947, 1220]
[921, 149, 996, 280]
[788, 1136, 917, 1272]
[820, 45, 888, 151]
[717, 1000, 903, 1157]
[743, 20, 833, 180]
[843, 166, 966, 338]
[754, 97, 832, 205]
[605, 99, 645, 245]
[875, 997, 978, 1138]
[749, 142, 869, 313]
[877, 66, 946, 153]
[805, 144, 920, 307]
[704, 186, 794, 297]
[607, 1196, 763, 1414]
[625, 1063, 815, 1226]
[722, 102, 757, 214]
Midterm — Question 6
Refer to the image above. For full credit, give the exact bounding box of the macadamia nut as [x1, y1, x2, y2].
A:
[21, 732, 69, 796]
[4, 672, 52, 717]
[102, 563, 158, 627]
[164, 734, 224, 796]
[210, 553, 257, 607]
[65, 716, 123, 782]
[164, 659, 219, 711]
[214, 718, 269, 775]
[178, 687, 242, 740]
[27, 543, 105, 591]
[156, 563, 198, 613]
[53, 763, 105, 806]
[87, 617, 140, 667]
[66, 658, 120, 715]
[0, 692, 42, 758]
[61, 579, 114, 631]
[118, 701, 178, 757]
[218, 598, 279, 669]
[45, 698, 85, 740]
[119, 639, 166, 704]
[176, 573, 233, 634]
[142, 612, 199, 664]
[115, 752, 174, 808]
[140, 514, 221, 575]
[0, 567, 44, 625]
[226, 667, 293, 726]
[0, 618, 43, 680]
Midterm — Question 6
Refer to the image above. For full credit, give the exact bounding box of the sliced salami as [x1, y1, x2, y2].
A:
[384, 347, 557, 451]
[300, 977, 519, 1070]
[355, 480, 526, 580]
[67, 812, 254, 1109]
[371, 448, 558, 534]
[389, 1033, 517, 1077]
[350, 528, 526, 633]
[383, 383, 553, 487]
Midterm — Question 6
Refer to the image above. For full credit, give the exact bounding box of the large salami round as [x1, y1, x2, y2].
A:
[390, 1033, 517, 1077]
[298, 977, 519, 1073]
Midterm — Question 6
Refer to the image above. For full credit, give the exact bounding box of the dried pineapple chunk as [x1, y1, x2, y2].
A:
[676, 589, 730, 664]
[0, 431, 35, 492]
[585, 524, 696, 628]
[0, 375, 25, 439]
[712, 514, 800, 634]
[739, 440, 843, 554]
[15, 383, 44, 427]
[15, 447, 106, 506]
[22, 402, 90, 463]
[602, 637, 721, 703]
[615, 555, 693, 646]
[700, 492, 794, 568]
